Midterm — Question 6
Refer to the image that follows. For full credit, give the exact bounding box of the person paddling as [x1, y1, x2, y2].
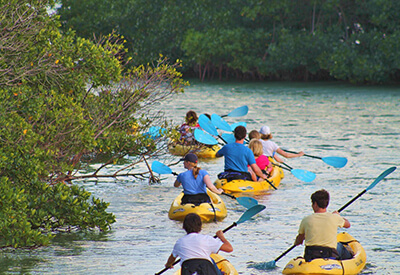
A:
[174, 153, 223, 205]
[164, 213, 233, 275]
[294, 189, 354, 262]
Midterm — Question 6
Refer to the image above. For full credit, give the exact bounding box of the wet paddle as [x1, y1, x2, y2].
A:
[198, 114, 228, 143]
[283, 150, 348, 168]
[221, 105, 249, 118]
[151, 161, 258, 209]
[250, 166, 397, 270]
[155, 204, 266, 275]
[273, 162, 316, 183]
[211, 114, 233, 132]
[194, 128, 220, 145]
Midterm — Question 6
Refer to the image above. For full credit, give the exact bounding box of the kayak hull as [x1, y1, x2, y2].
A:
[168, 143, 220, 158]
[282, 232, 366, 275]
[173, 254, 238, 275]
[214, 161, 284, 194]
[168, 189, 227, 222]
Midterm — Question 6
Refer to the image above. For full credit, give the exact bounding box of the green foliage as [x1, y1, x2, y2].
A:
[0, 1, 186, 248]
[57, 0, 400, 83]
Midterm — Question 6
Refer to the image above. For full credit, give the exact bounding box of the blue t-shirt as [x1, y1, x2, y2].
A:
[177, 169, 209, 195]
[217, 143, 256, 172]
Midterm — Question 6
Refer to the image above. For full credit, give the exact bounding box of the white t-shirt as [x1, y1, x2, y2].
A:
[172, 233, 223, 264]
[260, 139, 279, 156]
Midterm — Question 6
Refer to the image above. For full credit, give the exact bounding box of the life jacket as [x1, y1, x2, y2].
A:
[181, 258, 219, 275]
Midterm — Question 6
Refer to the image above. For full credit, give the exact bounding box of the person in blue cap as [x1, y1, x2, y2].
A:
[174, 153, 223, 205]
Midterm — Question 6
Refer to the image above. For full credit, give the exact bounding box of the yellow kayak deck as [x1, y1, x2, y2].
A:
[214, 163, 284, 194]
[173, 254, 238, 275]
[168, 189, 227, 222]
[168, 143, 220, 158]
[282, 232, 366, 275]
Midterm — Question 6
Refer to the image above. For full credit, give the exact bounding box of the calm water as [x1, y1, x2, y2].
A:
[1, 81, 399, 275]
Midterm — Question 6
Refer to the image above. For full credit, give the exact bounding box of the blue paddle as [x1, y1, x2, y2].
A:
[284, 150, 348, 168]
[250, 166, 397, 270]
[156, 204, 266, 275]
[144, 126, 167, 139]
[151, 161, 258, 209]
[198, 114, 228, 143]
[274, 162, 316, 183]
[230, 121, 247, 131]
[221, 105, 249, 118]
[211, 114, 233, 132]
[194, 128, 219, 145]
[221, 133, 236, 144]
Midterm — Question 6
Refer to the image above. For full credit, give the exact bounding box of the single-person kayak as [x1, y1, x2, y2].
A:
[168, 189, 227, 222]
[214, 161, 284, 194]
[282, 232, 366, 275]
[168, 143, 220, 158]
[173, 253, 238, 275]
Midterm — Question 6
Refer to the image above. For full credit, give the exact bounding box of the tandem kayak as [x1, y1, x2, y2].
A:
[282, 232, 366, 275]
[168, 143, 220, 158]
[168, 189, 227, 222]
[214, 162, 284, 194]
[173, 253, 238, 275]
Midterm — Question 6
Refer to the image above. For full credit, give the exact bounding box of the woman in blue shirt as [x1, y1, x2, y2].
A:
[174, 153, 223, 205]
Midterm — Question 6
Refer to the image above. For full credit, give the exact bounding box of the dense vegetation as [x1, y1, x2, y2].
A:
[57, 0, 400, 84]
[0, 0, 186, 248]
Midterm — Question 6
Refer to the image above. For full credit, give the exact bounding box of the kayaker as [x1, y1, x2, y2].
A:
[259, 125, 304, 163]
[248, 129, 261, 140]
[248, 139, 273, 181]
[216, 125, 269, 181]
[294, 189, 354, 262]
[174, 153, 223, 205]
[179, 110, 200, 145]
[164, 213, 233, 275]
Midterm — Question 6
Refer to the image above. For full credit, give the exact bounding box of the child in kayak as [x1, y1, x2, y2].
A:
[164, 213, 233, 274]
[259, 125, 304, 163]
[174, 153, 223, 205]
[248, 139, 273, 181]
[179, 110, 200, 145]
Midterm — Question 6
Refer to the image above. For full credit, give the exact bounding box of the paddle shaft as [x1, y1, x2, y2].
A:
[284, 150, 321, 160]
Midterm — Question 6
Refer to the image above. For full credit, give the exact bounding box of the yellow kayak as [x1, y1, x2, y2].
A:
[214, 162, 284, 194]
[282, 232, 366, 275]
[173, 254, 238, 275]
[168, 143, 220, 158]
[168, 189, 227, 222]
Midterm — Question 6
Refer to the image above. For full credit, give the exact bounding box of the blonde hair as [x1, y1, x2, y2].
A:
[249, 139, 263, 157]
[248, 130, 261, 140]
[186, 161, 201, 179]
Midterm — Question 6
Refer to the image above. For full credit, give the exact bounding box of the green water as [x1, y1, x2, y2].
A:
[1, 81, 399, 274]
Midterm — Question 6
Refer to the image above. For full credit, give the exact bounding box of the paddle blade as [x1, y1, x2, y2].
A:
[226, 105, 248, 117]
[194, 128, 218, 145]
[291, 169, 316, 182]
[144, 126, 166, 139]
[151, 161, 173, 175]
[236, 197, 258, 209]
[230, 122, 247, 131]
[248, 260, 277, 270]
[322, 156, 348, 168]
[366, 166, 396, 191]
[221, 133, 236, 144]
[198, 114, 219, 136]
[211, 114, 232, 132]
[237, 204, 266, 224]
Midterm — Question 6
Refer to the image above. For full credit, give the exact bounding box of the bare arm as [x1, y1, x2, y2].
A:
[276, 148, 304, 159]
[204, 174, 222, 194]
[250, 163, 268, 180]
[165, 253, 177, 269]
[333, 211, 351, 228]
[174, 180, 181, 188]
[294, 233, 305, 246]
[216, 230, 233, 253]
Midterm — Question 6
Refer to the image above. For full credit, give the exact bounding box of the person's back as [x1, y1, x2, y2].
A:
[218, 142, 254, 172]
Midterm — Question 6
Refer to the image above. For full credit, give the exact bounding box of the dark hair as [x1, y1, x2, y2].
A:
[234, 125, 247, 140]
[185, 110, 198, 125]
[183, 213, 202, 234]
[311, 189, 330, 209]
